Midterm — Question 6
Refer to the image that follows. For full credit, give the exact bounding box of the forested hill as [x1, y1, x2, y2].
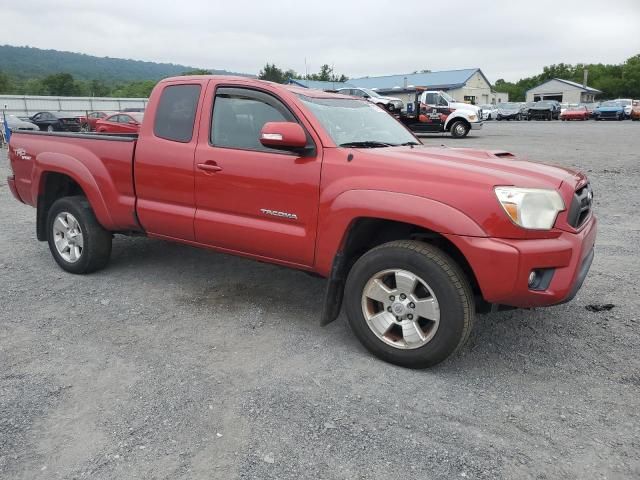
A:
[0, 45, 246, 81]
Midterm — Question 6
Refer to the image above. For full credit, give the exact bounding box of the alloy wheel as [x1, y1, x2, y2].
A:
[52, 212, 84, 263]
[361, 269, 440, 349]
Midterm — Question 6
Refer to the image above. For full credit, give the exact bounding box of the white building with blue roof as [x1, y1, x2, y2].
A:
[287, 68, 508, 107]
[348, 68, 508, 106]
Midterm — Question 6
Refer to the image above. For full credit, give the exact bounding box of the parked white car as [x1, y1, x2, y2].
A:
[336, 87, 404, 112]
[479, 104, 498, 120]
[613, 99, 634, 118]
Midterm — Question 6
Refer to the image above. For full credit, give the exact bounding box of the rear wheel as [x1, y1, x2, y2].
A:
[345, 240, 475, 368]
[46, 125, 55, 132]
[450, 120, 470, 138]
[47, 196, 112, 274]
[80, 123, 90, 133]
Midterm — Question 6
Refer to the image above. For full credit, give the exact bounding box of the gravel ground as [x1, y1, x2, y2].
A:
[1, 121, 639, 479]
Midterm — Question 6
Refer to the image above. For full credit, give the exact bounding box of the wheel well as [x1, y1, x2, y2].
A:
[446, 117, 470, 131]
[36, 172, 86, 241]
[320, 217, 482, 325]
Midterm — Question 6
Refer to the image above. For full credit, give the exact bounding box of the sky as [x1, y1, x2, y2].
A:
[2, 0, 640, 82]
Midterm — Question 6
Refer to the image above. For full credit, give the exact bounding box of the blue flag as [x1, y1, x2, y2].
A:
[2, 110, 10, 144]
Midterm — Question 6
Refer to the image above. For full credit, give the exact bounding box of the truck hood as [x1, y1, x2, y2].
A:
[356, 145, 581, 189]
[450, 102, 479, 113]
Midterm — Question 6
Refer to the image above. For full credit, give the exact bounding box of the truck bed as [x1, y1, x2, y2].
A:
[9, 130, 140, 232]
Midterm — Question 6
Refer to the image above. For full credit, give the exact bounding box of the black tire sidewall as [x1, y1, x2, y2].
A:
[345, 244, 470, 368]
[46, 196, 111, 274]
[450, 121, 469, 138]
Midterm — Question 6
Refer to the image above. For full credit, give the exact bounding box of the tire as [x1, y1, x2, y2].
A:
[618, 114, 623, 121]
[47, 125, 55, 132]
[516, 114, 521, 121]
[46, 196, 112, 274]
[547, 112, 552, 121]
[80, 123, 90, 133]
[449, 120, 470, 138]
[344, 240, 475, 368]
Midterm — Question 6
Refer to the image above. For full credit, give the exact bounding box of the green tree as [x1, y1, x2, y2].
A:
[182, 69, 211, 75]
[306, 64, 348, 82]
[42, 73, 80, 95]
[0, 71, 12, 94]
[88, 79, 111, 97]
[258, 63, 287, 83]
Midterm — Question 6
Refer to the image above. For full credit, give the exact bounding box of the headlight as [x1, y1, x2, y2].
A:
[468, 114, 477, 121]
[494, 187, 565, 230]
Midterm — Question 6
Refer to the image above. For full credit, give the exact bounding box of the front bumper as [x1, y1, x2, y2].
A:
[445, 216, 597, 308]
[470, 121, 483, 130]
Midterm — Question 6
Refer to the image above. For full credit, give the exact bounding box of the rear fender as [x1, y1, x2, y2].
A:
[33, 152, 115, 230]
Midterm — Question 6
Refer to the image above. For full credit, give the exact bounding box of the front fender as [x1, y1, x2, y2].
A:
[444, 112, 474, 130]
[314, 189, 486, 276]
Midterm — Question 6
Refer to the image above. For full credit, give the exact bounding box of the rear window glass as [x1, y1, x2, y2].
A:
[154, 84, 201, 142]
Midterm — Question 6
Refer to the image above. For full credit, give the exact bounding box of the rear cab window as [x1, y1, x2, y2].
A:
[154, 84, 201, 142]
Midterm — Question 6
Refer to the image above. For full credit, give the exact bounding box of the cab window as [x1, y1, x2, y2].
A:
[211, 87, 297, 153]
[154, 84, 201, 142]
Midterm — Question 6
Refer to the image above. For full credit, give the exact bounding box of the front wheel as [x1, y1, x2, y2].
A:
[345, 240, 475, 368]
[47, 196, 112, 274]
[80, 123, 90, 132]
[449, 120, 470, 138]
[46, 125, 55, 132]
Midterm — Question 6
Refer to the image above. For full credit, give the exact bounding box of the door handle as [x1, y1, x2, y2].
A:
[197, 162, 223, 173]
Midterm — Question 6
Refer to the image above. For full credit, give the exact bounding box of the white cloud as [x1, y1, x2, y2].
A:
[2, 0, 639, 81]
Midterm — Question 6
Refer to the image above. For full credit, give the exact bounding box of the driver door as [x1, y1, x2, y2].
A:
[193, 86, 322, 267]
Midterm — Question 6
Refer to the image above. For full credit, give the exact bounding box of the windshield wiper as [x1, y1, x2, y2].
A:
[399, 141, 421, 147]
[339, 141, 395, 148]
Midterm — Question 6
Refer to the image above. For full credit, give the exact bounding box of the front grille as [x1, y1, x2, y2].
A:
[600, 111, 617, 118]
[567, 183, 593, 228]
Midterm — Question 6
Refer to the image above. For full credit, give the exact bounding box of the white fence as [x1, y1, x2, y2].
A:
[0, 94, 148, 117]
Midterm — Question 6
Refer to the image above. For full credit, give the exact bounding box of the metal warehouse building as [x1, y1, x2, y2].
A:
[288, 69, 508, 106]
[525, 78, 601, 104]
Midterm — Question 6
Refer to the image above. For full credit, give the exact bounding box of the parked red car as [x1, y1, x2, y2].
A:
[95, 112, 144, 134]
[7, 76, 596, 368]
[560, 105, 590, 121]
[77, 111, 109, 132]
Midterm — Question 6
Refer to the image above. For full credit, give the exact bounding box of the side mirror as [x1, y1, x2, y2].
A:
[259, 122, 307, 152]
[128, 120, 137, 125]
[362, 94, 370, 99]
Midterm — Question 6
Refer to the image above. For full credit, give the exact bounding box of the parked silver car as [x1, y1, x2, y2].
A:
[336, 87, 404, 112]
[2, 114, 39, 132]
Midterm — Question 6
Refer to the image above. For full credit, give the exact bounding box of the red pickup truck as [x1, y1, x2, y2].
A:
[7, 76, 597, 368]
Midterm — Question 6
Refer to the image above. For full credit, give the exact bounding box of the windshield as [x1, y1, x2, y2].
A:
[362, 88, 382, 98]
[617, 99, 631, 106]
[129, 112, 144, 122]
[298, 95, 418, 147]
[601, 101, 620, 107]
[440, 91, 456, 103]
[568, 106, 584, 111]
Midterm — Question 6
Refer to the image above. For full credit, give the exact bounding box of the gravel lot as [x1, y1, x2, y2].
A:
[1, 121, 639, 479]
